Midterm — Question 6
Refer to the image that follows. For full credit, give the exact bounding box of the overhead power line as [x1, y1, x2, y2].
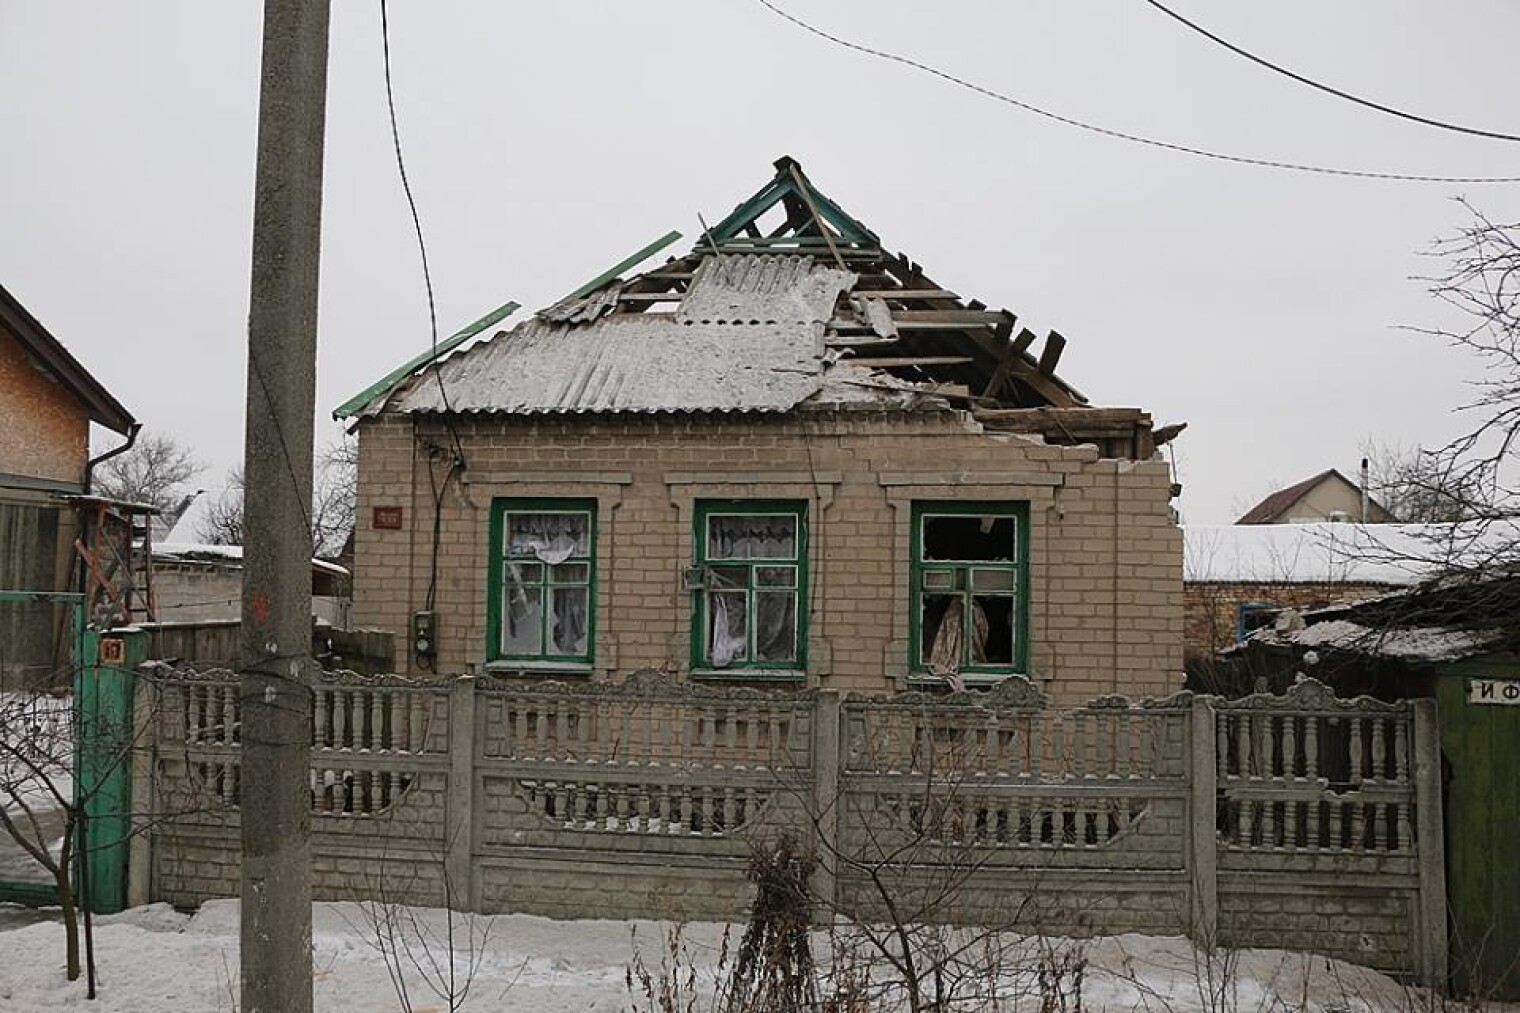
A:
[1141, 0, 1520, 145]
[753, 0, 1520, 184]
[378, 0, 458, 428]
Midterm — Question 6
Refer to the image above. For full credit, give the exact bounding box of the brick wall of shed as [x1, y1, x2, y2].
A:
[0, 324, 89, 486]
[352, 410, 1182, 704]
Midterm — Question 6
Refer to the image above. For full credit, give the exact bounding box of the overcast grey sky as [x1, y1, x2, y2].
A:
[3, 1, 1518, 522]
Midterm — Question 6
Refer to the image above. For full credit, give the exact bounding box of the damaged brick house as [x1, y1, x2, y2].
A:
[341, 158, 1183, 705]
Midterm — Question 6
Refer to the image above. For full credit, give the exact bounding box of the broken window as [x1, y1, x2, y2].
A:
[693, 502, 806, 672]
[492, 501, 595, 665]
[912, 504, 1027, 681]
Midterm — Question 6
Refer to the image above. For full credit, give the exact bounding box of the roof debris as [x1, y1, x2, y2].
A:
[346, 157, 1174, 458]
[1251, 618, 1503, 664]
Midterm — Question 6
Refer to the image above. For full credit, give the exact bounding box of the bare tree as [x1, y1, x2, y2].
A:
[0, 674, 194, 990]
[350, 846, 498, 1013]
[92, 432, 203, 514]
[0, 690, 84, 978]
[1410, 201, 1520, 529]
[312, 436, 357, 558]
[1361, 440, 1490, 524]
[197, 467, 244, 547]
[196, 437, 354, 556]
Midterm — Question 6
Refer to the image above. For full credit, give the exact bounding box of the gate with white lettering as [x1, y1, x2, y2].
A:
[1438, 660, 1520, 1000]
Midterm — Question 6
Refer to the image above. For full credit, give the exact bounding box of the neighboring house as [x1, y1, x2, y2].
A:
[1237, 467, 1395, 524]
[0, 282, 136, 686]
[152, 542, 350, 627]
[341, 157, 1184, 705]
[1220, 574, 1520, 1000]
[1182, 522, 1447, 683]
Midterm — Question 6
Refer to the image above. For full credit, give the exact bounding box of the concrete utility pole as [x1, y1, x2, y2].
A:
[239, 3, 330, 1012]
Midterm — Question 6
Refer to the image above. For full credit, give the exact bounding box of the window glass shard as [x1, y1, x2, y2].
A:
[755, 591, 797, 661]
[549, 586, 590, 656]
[971, 568, 1015, 591]
[551, 562, 590, 584]
[708, 590, 749, 666]
[502, 566, 544, 655]
[755, 565, 797, 588]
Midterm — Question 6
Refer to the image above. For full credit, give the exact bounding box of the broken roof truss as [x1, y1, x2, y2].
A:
[558, 155, 1087, 412]
[340, 156, 1181, 459]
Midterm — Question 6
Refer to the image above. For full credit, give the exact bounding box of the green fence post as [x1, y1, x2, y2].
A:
[74, 627, 145, 914]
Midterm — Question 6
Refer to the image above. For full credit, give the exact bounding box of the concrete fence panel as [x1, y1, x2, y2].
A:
[134, 668, 1445, 982]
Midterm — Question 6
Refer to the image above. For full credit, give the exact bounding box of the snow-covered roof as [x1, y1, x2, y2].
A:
[1182, 522, 1516, 585]
[1254, 618, 1503, 664]
[154, 541, 348, 578]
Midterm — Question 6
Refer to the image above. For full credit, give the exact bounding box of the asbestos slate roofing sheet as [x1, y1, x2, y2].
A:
[375, 254, 860, 417]
[380, 315, 826, 416]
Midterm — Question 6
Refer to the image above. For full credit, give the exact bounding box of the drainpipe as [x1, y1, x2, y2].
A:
[84, 421, 142, 496]
[76, 421, 142, 602]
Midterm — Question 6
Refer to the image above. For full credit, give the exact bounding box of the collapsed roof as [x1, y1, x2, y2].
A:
[343, 157, 1176, 458]
[1233, 570, 1520, 666]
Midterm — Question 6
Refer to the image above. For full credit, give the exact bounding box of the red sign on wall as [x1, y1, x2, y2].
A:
[372, 505, 404, 530]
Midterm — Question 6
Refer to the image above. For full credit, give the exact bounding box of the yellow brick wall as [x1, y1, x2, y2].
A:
[352, 410, 1183, 706]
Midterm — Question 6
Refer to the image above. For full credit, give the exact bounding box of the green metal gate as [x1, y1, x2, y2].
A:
[0, 590, 138, 914]
[1437, 661, 1520, 1001]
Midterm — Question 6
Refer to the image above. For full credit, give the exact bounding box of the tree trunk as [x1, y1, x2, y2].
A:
[57, 866, 79, 981]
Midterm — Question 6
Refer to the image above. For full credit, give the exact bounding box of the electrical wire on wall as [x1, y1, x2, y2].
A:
[379, 1, 469, 667]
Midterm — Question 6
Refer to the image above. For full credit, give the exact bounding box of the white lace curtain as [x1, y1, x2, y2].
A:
[706, 516, 795, 560]
[507, 512, 589, 564]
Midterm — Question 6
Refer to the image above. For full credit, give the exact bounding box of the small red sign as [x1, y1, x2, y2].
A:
[373, 505, 404, 530]
[99, 637, 126, 665]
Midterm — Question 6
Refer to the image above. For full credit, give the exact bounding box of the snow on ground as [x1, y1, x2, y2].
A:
[0, 692, 73, 882]
[1, 691, 73, 817]
[0, 899, 1486, 1012]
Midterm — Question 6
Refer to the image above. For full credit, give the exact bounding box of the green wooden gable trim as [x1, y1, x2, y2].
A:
[559, 230, 683, 303]
[332, 299, 520, 419]
[708, 156, 879, 248]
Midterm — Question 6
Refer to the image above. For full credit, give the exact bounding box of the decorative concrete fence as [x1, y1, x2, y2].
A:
[130, 668, 1445, 983]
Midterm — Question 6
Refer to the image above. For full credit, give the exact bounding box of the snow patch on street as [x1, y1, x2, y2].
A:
[0, 899, 1489, 1012]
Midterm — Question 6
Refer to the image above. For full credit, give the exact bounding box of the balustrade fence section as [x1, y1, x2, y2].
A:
[134, 668, 1445, 983]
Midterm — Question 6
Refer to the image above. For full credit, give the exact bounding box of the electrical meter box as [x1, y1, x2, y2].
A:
[411, 610, 436, 662]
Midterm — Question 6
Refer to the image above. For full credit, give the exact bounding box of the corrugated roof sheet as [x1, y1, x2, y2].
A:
[677, 255, 854, 323]
[374, 256, 865, 417]
[379, 315, 827, 416]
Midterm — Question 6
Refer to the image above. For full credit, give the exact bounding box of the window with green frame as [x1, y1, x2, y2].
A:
[910, 502, 1029, 680]
[487, 499, 596, 666]
[691, 501, 807, 672]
